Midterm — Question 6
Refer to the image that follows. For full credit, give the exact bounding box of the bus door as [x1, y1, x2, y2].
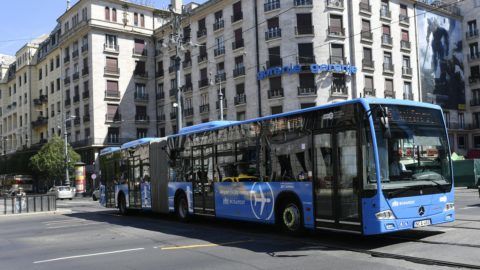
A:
[127, 158, 142, 208]
[314, 128, 361, 232]
[192, 145, 215, 216]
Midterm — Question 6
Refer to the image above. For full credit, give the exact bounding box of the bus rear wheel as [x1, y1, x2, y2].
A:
[280, 202, 303, 234]
[175, 194, 189, 222]
[118, 194, 128, 215]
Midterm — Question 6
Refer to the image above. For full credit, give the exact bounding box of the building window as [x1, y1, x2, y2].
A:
[134, 13, 139, 26]
[105, 34, 117, 49]
[330, 43, 344, 64]
[137, 128, 147, 139]
[458, 136, 466, 149]
[112, 8, 117, 22]
[444, 111, 451, 128]
[268, 46, 281, 67]
[474, 135, 480, 148]
[403, 81, 412, 100]
[140, 14, 145, 27]
[364, 76, 374, 96]
[300, 103, 316, 109]
[271, 106, 283, 115]
[385, 79, 394, 98]
[107, 127, 119, 143]
[107, 104, 120, 122]
[298, 43, 314, 64]
[459, 113, 465, 129]
[237, 111, 246, 121]
[105, 7, 110, 21]
[38, 69, 42, 80]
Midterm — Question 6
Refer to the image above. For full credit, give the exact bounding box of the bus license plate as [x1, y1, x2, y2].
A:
[414, 219, 431, 228]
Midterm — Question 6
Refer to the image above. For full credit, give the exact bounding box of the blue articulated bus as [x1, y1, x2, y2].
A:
[99, 98, 455, 235]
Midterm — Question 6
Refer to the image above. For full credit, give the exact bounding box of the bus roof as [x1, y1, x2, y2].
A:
[120, 137, 162, 150]
[169, 98, 443, 137]
[99, 147, 121, 156]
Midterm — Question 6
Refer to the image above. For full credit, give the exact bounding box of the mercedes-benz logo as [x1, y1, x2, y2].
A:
[418, 206, 425, 216]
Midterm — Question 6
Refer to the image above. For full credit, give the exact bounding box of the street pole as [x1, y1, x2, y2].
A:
[176, 45, 183, 131]
[64, 117, 70, 186]
[219, 79, 224, 121]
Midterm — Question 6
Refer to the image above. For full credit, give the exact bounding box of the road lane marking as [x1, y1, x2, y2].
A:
[46, 222, 103, 229]
[43, 219, 85, 225]
[33, 248, 145, 264]
[159, 239, 253, 250]
[460, 207, 477, 210]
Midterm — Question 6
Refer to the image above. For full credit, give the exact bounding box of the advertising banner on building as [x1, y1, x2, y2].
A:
[416, 7, 465, 110]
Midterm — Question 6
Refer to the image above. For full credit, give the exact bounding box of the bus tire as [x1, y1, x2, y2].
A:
[175, 193, 189, 222]
[118, 193, 128, 215]
[279, 200, 303, 235]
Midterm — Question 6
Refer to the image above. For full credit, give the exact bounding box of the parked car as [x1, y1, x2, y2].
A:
[47, 186, 74, 200]
[92, 188, 100, 201]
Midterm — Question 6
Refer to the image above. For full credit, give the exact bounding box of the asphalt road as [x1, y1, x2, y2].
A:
[0, 188, 479, 270]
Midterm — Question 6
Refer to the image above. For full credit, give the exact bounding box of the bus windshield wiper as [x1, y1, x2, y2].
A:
[427, 179, 447, 193]
[386, 185, 423, 199]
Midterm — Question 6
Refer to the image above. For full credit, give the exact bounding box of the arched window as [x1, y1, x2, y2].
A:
[112, 8, 117, 22]
[105, 7, 110, 21]
[140, 14, 145, 27]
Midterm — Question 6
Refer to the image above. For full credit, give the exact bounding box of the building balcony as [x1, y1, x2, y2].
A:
[31, 116, 48, 128]
[106, 114, 122, 123]
[170, 111, 177, 120]
[469, 75, 480, 85]
[197, 28, 207, 39]
[214, 47, 226, 57]
[268, 88, 284, 99]
[231, 12, 243, 23]
[81, 44, 88, 53]
[156, 70, 164, 78]
[471, 99, 480, 106]
[265, 28, 282, 41]
[183, 82, 193, 93]
[215, 72, 226, 83]
[82, 67, 89, 76]
[66, 121, 72, 129]
[169, 88, 177, 97]
[135, 115, 149, 123]
[83, 114, 90, 123]
[329, 56, 346, 65]
[104, 66, 120, 76]
[199, 104, 210, 113]
[404, 92, 414, 100]
[74, 117, 80, 126]
[361, 31, 373, 42]
[183, 108, 194, 117]
[216, 100, 228, 110]
[197, 54, 208, 64]
[359, 2, 371, 15]
[399, 14, 410, 25]
[233, 66, 246, 77]
[105, 90, 120, 99]
[295, 25, 314, 35]
[232, 39, 244, 50]
[158, 114, 166, 122]
[33, 98, 43, 106]
[199, 78, 209, 88]
[64, 76, 71, 85]
[72, 50, 79, 59]
[264, 0, 280, 12]
[234, 94, 247, 105]
[64, 56, 70, 64]
[156, 91, 165, 100]
[134, 71, 148, 79]
[298, 87, 316, 96]
[72, 71, 80, 81]
[104, 43, 119, 53]
[182, 59, 192, 68]
[73, 95, 80, 103]
[132, 48, 147, 56]
[402, 66, 412, 77]
[380, 9, 391, 20]
[383, 63, 394, 74]
[401, 40, 411, 51]
[298, 55, 315, 65]
[381, 34, 393, 47]
[213, 19, 225, 31]
[134, 92, 149, 102]
[40, 94, 48, 103]
[468, 52, 480, 62]
[64, 98, 71, 107]
[384, 90, 396, 98]
[327, 26, 345, 38]
[294, 0, 312, 6]
[467, 29, 479, 39]
[363, 88, 376, 97]
[326, 0, 344, 9]
[331, 85, 348, 96]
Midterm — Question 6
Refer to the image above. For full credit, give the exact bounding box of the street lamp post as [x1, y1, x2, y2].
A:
[63, 115, 76, 186]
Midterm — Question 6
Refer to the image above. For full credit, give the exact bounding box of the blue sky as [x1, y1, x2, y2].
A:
[0, 0, 205, 56]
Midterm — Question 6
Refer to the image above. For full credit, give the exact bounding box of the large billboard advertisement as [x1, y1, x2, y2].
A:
[416, 7, 465, 110]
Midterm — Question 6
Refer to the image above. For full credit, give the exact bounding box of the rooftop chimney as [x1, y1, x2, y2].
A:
[171, 0, 182, 14]
[66, 0, 71, 10]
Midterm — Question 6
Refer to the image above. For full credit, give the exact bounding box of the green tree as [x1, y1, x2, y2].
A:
[30, 135, 81, 187]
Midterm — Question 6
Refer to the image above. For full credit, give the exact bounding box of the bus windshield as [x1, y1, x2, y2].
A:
[370, 104, 452, 196]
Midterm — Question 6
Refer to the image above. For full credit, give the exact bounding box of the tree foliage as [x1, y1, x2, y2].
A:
[30, 135, 81, 185]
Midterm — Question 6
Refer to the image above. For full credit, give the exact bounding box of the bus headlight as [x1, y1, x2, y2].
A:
[444, 203, 454, 211]
[375, 210, 395, 220]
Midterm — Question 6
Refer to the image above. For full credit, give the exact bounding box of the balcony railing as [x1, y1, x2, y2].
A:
[83, 114, 90, 123]
[104, 66, 120, 75]
[383, 63, 394, 73]
[132, 48, 147, 56]
[158, 114, 166, 121]
[326, 0, 344, 9]
[381, 34, 393, 46]
[327, 26, 345, 37]
[169, 88, 177, 97]
[295, 25, 314, 35]
[264, 0, 281, 12]
[74, 117, 80, 126]
[73, 95, 80, 103]
[231, 12, 243, 23]
[403, 92, 414, 100]
[64, 56, 70, 63]
[216, 100, 228, 110]
[81, 44, 88, 53]
[197, 54, 208, 63]
[384, 90, 395, 98]
[135, 115, 150, 123]
[331, 85, 348, 96]
[197, 28, 207, 38]
[64, 76, 71, 85]
[467, 29, 479, 39]
[298, 55, 315, 64]
[401, 40, 411, 50]
[268, 88, 284, 99]
[468, 52, 480, 62]
[199, 104, 210, 113]
[134, 70, 148, 78]
[469, 76, 480, 85]
[214, 47, 226, 57]
[359, 2, 371, 14]
[233, 66, 245, 77]
[183, 59, 192, 68]
[156, 91, 165, 100]
[471, 99, 480, 106]
[234, 94, 247, 105]
[104, 43, 119, 52]
[183, 83, 193, 93]
[106, 114, 122, 122]
[156, 70, 164, 78]
[40, 94, 48, 103]
[105, 90, 120, 99]
[399, 14, 410, 25]
[64, 98, 71, 107]
[380, 8, 391, 19]
[134, 92, 149, 102]
[298, 87, 316, 96]
[31, 116, 48, 128]
[82, 67, 89, 76]
[294, 0, 312, 6]
[170, 111, 177, 120]
[199, 78, 209, 88]
[361, 31, 373, 41]
[232, 39, 244, 50]
[265, 28, 282, 40]
[213, 19, 225, 31]
[364, 88, 376, 96]
[33, 99, 42, 106]
[329, 56, 346, 65]
[72, 72, 80, 81]
[183, 108, 194, 117]
[72, 50, 79, 59]
[215, 72, 227, 83]
[402, 66, 412, 76]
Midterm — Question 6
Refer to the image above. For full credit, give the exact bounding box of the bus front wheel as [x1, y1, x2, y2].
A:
[279, 201, 303, 234]
[118, 194, 128, 215]
[175, 194, 189, 222]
